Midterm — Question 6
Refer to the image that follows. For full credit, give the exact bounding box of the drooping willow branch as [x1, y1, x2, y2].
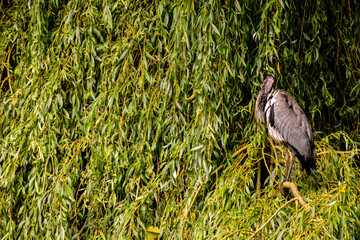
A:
[246, 198, 297, 240]
[246, 183, 311, 239]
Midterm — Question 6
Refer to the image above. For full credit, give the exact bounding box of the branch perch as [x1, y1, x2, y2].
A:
[282, 181, 311, 212]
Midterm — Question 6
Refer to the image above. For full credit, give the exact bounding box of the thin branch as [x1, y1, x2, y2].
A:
[222, 228, 254, 239]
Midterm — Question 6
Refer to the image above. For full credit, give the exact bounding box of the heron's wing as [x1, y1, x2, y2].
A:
[266, 90, 314, 162]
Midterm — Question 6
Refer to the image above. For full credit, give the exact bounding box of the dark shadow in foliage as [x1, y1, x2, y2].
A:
[0, 0, 12, 9]
[71, 148, 90, 233]
[0, 44, 17, 93]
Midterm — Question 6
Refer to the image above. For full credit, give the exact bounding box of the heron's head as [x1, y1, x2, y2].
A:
[261, 75, 275, 93]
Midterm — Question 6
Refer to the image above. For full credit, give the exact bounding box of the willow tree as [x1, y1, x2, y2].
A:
[0, 0, 359, 239]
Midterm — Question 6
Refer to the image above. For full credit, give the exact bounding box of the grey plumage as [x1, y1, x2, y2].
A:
[255, 76, 316, 176]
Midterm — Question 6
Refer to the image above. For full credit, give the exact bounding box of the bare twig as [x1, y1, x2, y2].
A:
[231, 144, 250, 159]
[185, 94, 195, 102]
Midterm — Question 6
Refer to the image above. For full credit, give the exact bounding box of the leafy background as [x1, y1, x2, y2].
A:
[1, 0, 359, 239]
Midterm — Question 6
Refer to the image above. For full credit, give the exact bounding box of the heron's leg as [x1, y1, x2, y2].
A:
[280, 153, 296, 197]
[280, 151, 289, 195]
[284, 150, 289, 180]
[284, 153, 295, 182]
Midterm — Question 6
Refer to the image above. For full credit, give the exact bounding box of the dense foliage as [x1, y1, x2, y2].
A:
[1, 0, 359, 239]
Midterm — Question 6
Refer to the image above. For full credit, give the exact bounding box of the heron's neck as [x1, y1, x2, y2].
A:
[255, 90, 270, 124]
